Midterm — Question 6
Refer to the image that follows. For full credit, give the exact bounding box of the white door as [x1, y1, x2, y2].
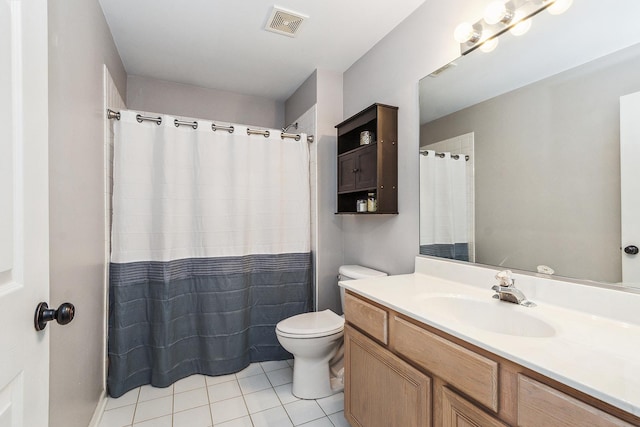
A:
[0, 0, 50, 426]
[620, 91, 640, 287]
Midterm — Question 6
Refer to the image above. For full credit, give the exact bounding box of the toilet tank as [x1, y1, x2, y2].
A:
[338, 265, 387, 312]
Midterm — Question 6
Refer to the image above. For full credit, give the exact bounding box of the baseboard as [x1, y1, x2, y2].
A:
[87, 390, 107, 427]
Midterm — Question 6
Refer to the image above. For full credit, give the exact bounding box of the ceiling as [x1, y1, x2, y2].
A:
[98, 0, 426, 101]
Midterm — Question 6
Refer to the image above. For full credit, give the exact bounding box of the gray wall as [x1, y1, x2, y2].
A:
[314, 70, 344, 313]
[341, 0, 484, 275]
[285, 71, 317, 127]
[127, 75, 284, 129]
[421, 46, 640, 282]
[48, 0, 127, 426]
[284, 69, 344, 313]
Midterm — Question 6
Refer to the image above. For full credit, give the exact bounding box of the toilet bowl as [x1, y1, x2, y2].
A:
[275, 265, 387, 399]
[276, 309, 344, 399]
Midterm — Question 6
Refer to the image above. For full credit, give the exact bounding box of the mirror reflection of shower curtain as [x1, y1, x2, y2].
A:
[420, 151, 469, 261]
[108, 110, 311, 398]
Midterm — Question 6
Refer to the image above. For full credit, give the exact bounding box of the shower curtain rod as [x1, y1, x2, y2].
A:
[106, 109, 314, 143]
[420, 150, 469, 161]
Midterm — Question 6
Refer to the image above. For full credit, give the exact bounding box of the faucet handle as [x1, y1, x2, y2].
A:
[495, 270, 514, 287]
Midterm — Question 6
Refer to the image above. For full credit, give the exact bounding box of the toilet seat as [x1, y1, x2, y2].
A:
[276, 309, 344, 339]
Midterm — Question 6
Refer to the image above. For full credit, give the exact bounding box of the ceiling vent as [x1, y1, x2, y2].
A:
[265, 6, 307, 38]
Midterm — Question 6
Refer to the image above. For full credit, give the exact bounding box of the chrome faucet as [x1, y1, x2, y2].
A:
[491, 270, 536, 307]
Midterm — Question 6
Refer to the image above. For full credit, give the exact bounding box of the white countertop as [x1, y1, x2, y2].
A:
[339, 259, 640, 417]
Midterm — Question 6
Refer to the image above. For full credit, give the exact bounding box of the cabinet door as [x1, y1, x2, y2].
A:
[442, 387, 508, 427]
[355, 145, 377, 189]
[345, 325, 431, 427]
[338, 151, 357, 193]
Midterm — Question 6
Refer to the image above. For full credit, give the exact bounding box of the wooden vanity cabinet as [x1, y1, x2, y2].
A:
[441, 386, 508, 427]
[390, 315, 499, 412]
[335, 103, 398, 214]
[343, 290, 640, 427]
[345, 325, 431, 427]
[517, 375, 635, 427]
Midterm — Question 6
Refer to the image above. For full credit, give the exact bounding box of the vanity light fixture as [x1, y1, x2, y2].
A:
[454, 22, 482, 44]
[510, 17, 532, 36]
[480, 37, 499, 52]
[547, 0, 573, 15]
[484, 1, 515, 25]
[455, 0, 572, 55]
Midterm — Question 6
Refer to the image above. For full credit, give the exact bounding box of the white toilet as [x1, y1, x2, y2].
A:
[275, 265, 387, 399]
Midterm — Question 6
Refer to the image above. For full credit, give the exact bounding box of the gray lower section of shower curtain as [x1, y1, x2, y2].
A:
[108, 253, 312, 398]
[420, 243, 469, 262]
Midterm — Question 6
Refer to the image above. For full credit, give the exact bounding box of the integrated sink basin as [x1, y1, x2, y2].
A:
[413, 295, 556, 338]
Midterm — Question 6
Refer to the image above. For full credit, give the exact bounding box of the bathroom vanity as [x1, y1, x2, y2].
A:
[340, 257, 640, 426]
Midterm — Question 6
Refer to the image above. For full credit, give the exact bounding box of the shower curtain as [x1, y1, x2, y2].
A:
[419, 151, 469, 261]
[108, 111, 311, 397]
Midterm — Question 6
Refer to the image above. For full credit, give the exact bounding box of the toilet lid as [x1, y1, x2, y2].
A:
[276, 309, 345, 336]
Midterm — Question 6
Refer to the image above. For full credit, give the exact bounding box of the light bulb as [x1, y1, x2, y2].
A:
[547, 0, 573, 15]
[480, 37, 499, 53]
[484, 1, 514, 25]
[454, 22, 480, 44]
[510, 18, 532, 36]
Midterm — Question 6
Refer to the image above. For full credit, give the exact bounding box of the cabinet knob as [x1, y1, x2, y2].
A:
[352, 168, 359, 173]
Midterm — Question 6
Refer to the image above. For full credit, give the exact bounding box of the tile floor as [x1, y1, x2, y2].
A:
[99, 360, 350, 427]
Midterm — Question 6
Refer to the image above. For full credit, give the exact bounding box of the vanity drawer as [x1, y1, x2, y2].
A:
[390, 315, 499, 412]
[344, 292, 388, 345]
[517, 375, 634, 427]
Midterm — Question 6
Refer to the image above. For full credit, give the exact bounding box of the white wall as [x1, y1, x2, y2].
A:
[127, 75, 285, 129]
[48, 0, 127, 426]
[341, 0, 486, 275]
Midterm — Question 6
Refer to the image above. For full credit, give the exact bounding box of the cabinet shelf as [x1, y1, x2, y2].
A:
[335, 103, 398, 214]
[335, 212, 399, 215]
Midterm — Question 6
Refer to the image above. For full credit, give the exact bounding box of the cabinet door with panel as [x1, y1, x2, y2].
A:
[442, 387, 508, 427]
[338, 151, 357, 193]
[338, 145, 377, 194]
[354, 145, 377, 189]
[344, 325, 431, 427]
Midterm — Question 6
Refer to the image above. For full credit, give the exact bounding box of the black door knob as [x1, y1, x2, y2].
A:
[34, 302, 75, 331]
[624, 245, 639, 255]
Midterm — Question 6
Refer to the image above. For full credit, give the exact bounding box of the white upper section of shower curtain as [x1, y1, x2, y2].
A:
[111, 110, 310, 263]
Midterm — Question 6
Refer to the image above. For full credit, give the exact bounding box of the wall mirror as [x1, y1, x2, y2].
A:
[419, 0, 640, 287]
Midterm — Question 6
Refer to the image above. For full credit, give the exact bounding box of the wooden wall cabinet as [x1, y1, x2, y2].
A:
[335, 103, 398, 214]
[343, 291, 640, 427]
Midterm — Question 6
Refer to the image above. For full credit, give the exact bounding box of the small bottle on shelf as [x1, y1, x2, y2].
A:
[367, 192, 377, 212]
